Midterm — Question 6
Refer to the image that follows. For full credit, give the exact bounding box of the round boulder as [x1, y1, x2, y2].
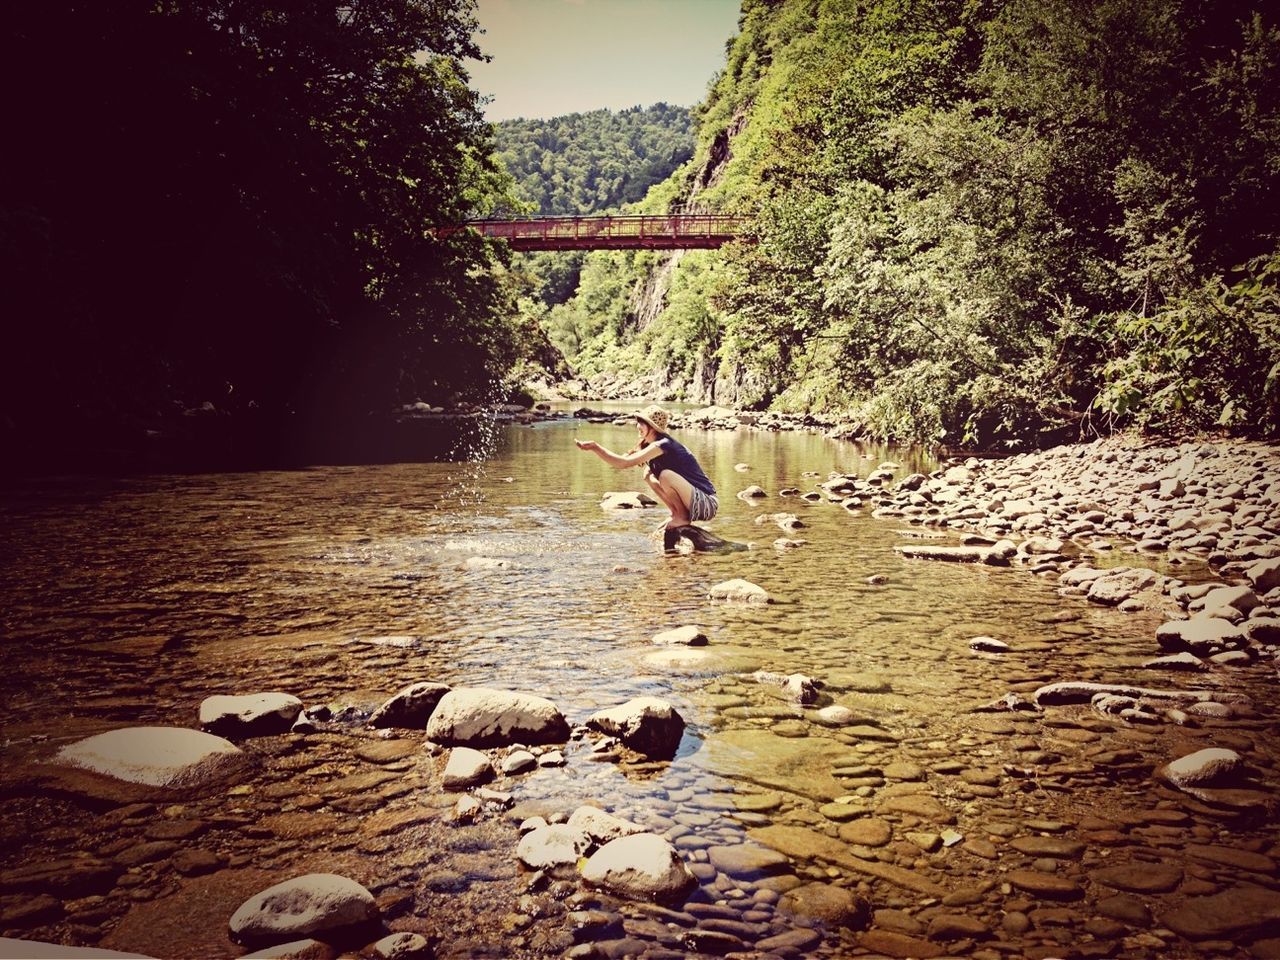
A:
[229, 873, 377, 946]
[586, 697, 685, 759]
[368, 681, 450, 729]
[425, 688, 569, 748]
[516, 824, 589, 871]
[442, 747, 494, 791]
[581, 833, 696, 903]
[199, 694, 304, 738]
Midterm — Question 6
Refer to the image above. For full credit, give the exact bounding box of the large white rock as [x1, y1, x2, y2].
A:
[199, 694, 304, 737]
[1086, 568, 1161, 605]
[1156, 616, 1245, 652]
[368, 681, 451, 729]
[1245, 557, 1280, 594]
[581, 833, 696, 902]
[586, 697, 685, 758]
[568, 806, 642, 845]
[55, 727, 245, 788]
[708, 579, 770, 604]
[442, 747, 493, 791]
[1161, 748, 1243, 788]
[426, 688, 569, 747]
[229, 874, 377, 944]
[516, 824, 589, 870]
[1192, 585, 1261, 616]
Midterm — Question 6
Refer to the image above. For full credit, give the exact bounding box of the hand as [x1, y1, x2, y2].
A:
[575, 439, 597, 451]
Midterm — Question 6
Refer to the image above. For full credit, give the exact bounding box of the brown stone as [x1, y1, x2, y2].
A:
[875, 795, 956, 824]
[1009, 870, 1085, 900]
[839, 818, 892, 848]
[1094, 862, 1182, 893]
[860, 930, 946, 958]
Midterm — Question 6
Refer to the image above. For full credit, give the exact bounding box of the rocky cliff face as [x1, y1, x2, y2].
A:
[621, 106, 753, 405]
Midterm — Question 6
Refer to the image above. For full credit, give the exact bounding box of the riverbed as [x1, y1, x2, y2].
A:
[1, 418, 1276, 959]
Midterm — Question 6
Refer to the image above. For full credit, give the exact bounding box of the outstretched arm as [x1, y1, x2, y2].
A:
[575, 438, 664, 469]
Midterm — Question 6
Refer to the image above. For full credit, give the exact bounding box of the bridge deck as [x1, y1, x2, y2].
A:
[439, 215, 748, 251]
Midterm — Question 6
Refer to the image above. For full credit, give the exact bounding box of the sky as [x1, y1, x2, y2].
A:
[467, 0, 742, 122]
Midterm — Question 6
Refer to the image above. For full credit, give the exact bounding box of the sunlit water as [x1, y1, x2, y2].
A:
[1, 419, 1275, 958]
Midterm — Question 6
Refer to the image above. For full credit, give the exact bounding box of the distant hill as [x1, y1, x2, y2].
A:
[495, 103, 695, 215]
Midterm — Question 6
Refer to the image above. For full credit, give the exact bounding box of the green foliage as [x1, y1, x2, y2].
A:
[544, 0, 1278, 446]
[494, 104, 695, 215]
[1, 0, 523, 438]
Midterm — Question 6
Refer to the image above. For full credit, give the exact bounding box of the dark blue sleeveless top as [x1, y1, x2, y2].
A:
[647, 434, 715, 495]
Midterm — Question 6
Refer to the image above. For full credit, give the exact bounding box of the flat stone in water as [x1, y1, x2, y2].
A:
[875, 795, 955, 824]
[1093, 862, 1183, 893]
[54, 727, 246, 789]
[1008, 870, 1084, 900]
[859, 930, 946, 958]
[818, 802, 867, 823]
[1162, 885, 1280, 941]
[706, 843, 790, 879]
[1009, 837, 1085, 859]
[1185, 844, 1277, 875]
[354, 740, 419, 764]
[838, 818, 892, 847]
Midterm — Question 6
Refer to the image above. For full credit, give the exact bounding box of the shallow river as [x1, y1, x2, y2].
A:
[1, 417, 1276, 959]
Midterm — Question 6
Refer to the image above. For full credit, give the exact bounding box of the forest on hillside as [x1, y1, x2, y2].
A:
[495, 104, 695, 216]
[543, 0, 1280, 447]
[495, 105, 696, 308]
[0, 0, 539, 454]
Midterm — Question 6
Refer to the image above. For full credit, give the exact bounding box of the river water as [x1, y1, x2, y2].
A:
[1, 416, 1275, 959]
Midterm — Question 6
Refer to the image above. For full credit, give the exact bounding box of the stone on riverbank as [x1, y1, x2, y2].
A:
[601, 491, 657, 510]
[568, 806, 641, 845]
[1086, 567, 1161, 605]
[894, 545, 1010, 566]
[368, 681, 450, 729]
[708, 579, 770, 603]
[650, 625, 707, 646]
[586, 697, 685, 758]
[1163, 885, 1280, 941]
[516, 824, 589, 871]
[425, 688, 569, 747]
[228, 874, 377, 946]
[55, 727, 246, 789]
[779, 883, 870, 930]
[442, 747, 493, 791]
[1156, 616, 1246, 653]
[0, 940, 155, 958]
[580, 834, 696, 903]
[199, 693, 304, 737]
[1032, 681, 1250, 708]
[1245, 557, 1280, 594]
[1160, 748, 1243, 788]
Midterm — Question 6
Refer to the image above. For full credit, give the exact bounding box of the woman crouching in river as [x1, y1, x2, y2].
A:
[575, 405, 718, 533]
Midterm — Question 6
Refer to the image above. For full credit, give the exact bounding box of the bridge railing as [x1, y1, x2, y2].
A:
[435, 214, 750, 250]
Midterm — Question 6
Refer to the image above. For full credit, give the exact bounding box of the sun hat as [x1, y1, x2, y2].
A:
[635, 404, 671, 434]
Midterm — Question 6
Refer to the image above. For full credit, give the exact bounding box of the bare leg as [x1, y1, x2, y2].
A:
[645, 472, 685, 529]
[656, 470, 695, 527]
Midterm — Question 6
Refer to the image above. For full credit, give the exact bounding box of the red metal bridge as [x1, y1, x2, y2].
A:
[437, 214, 749, 251]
